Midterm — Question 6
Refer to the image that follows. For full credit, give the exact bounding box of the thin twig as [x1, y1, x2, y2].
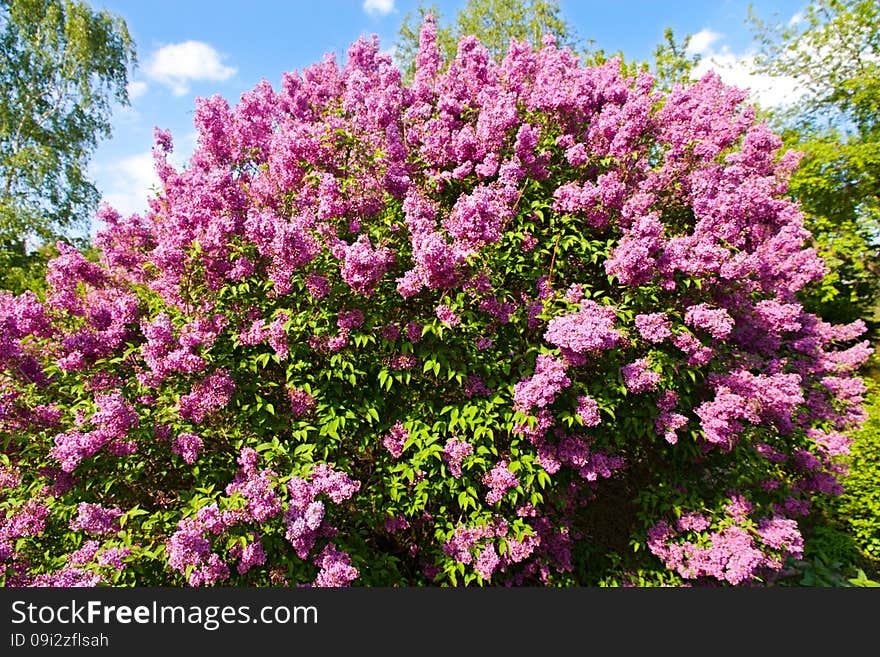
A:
[547, 232, 562, 286]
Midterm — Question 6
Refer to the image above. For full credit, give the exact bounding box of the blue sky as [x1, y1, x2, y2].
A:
[87, 0, 807, 226]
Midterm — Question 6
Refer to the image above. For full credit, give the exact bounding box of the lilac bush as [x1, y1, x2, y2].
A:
[0, 17, 872, 587]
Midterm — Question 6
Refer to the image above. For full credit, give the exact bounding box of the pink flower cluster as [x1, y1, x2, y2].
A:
[382, 421, 408, 458]
[648, 499, 804, 585]
[483, 460, 519, 505]
[513, 354, 570, 412]
[442, 437, 473, 478]
[69, 503, 123, 535]
[543, 300, 622, 357]
[284, 464, 360, 584]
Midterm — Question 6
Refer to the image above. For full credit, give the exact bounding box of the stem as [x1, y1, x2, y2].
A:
[547, 232, 561, 286]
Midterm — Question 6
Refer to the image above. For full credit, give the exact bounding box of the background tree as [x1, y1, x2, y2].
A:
[0, 0, 135, 291]
[396, 0, 575, 81]
[396, 1, 696, 94]
[649, 28, 699, 91]
[750, 0, 880, 334]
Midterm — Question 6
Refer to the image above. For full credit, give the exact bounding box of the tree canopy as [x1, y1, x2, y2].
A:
[396, 0, 575, 81]
[750, 0, 880, 332]
[0, 0, 135, 246]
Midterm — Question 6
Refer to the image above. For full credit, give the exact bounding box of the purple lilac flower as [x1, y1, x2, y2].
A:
[172, 432, 203, 464]
[621, 359, 661, 393]
[513, 354, 570, 412]
[475, 544, 500, 580]
[288, 386, 316, 417]
[340, 235, 395, 296]
[267, 312, 290, 359]
[685, 303, 735, 340]
[381, 323, 401, 341]
[233, 536, 267, 575]
[177, 370, 235, 424]
[464, 375, 491, 398]
[225, 451, 282, 523]
[67, 540, 101, 565]
[97, 547, 132, 570]
[483, 460, 519, 505]
[576, 395, 601, 426]
[544, 300, 621, 355]
[385, 515, 410, 533]
[634, 312, 672, 343]
[443, 437, 473, 478]
[337, 309, 364, 331]
[313, 544, 359, 587]
[655, 411, 688, 444]
[383, 421, 408, 459]
[406, 321, 423, 343]
[305, 273, 330, 299]
[69, 503, 123, 535]
[435, 304, 460, 327]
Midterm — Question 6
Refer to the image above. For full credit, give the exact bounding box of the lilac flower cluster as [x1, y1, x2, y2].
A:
[288, 386, 316, 417]
[382, 421, 408, 459]
[139, 312, 207, 387]
[166, 450, 287, 585]
[684, 303, 735, 340]
[0, 500, 50, 581]
[442, 437, 473, 478]
[655, 391, 688, 445]
[435, 304, 460, 327]
[483, 460, 519, 505]
[229, 535, 267, 575]
[50, 392, 139, 472]
[340, 235, 395, 296]
[283, 464, 360, 582]
[543, 300, 621, 357]
[305, 273, 330, 299]
[69, 503, 123, 535]
[442, 515, 544, 582]
[634, 312, 672, 343]
[225, 448, 282, 522]
[535, 434, 626, 482]
[167, 517, 231, 586]
[575, 395, 601, 427]
[177, 370, 235, 424]
[267, 312, 290, 359]
[648, 501, 804, 585]
[620, 359, 661, 394]
[172, 432, 203, 464]
[313, 543, 359, 587]
[513, 354, 570, 412]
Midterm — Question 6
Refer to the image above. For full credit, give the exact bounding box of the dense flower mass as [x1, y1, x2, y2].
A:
[0, 17, 871, 588]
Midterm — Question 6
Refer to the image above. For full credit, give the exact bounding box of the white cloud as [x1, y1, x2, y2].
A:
[144, 41, 236, 96]
[95, 151, 160, 218]
[94, 145, 185, 220]
[689, 30, 805, 108]
[788, 11, 804, 27]
[126, 80, 148, 100]
[686, 29, 722, 57]
[363, 0, 394, 16]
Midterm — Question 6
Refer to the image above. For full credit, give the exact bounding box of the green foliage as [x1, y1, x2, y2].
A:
[0, 0, 135, 245]
[834, 381, 880, 562]
[749, 0, 880, 332]
[0, 239, 48, 294]
[649, 28, 700, 91]
[773, 379, 880, 587]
